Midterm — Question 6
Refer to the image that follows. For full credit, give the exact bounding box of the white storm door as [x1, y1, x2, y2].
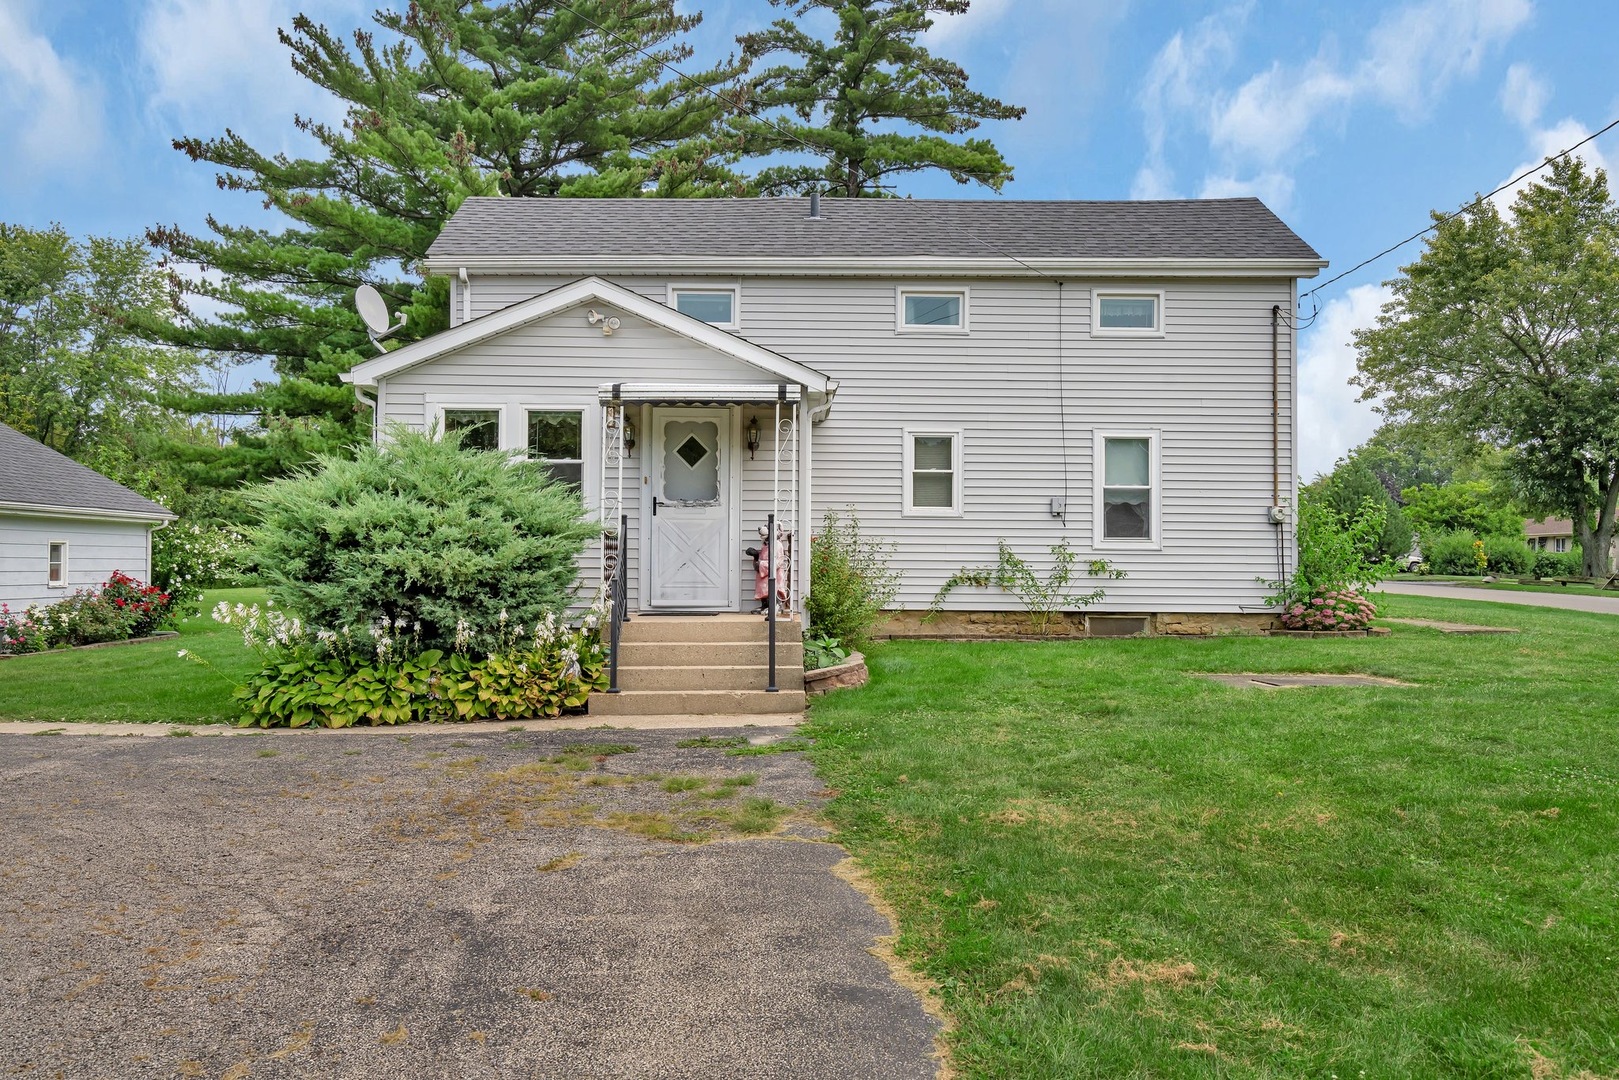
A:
[649, 407, 733, 609]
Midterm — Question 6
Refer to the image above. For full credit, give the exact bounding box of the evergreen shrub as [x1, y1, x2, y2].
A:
[247, 429, 596, 653]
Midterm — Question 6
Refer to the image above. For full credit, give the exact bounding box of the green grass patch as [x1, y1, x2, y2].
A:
[804, 593, 1619, 1078]
[676, 735, 752, 748]
[0, 588, 265, 724]
[662, 775, 707, 793]
[726, 737, 813, 756]
[1413, 575, 1616, 598]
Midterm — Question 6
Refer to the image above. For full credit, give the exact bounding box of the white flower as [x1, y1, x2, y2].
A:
[176, 649, 189, 658]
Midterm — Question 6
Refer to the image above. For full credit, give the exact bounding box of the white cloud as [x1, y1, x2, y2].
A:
[138, 0, 361, 142]
[1489, 66, 1615, 213]
[1298, 284, 1390, 481]
[1137, 0, 1531, 211]
[1197, 170, 1294, 208]
[1499, 62, 1549, 130]
[927, 0, 1015, 44]
[0, 0, 104, 174]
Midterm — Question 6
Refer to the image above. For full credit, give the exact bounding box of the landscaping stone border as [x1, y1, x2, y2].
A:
[805, 651, 868, 696]
[0, 631, 179, 661]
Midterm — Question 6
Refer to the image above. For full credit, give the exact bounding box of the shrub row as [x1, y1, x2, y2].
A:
[1421, 530, 1540, 576]
[1, 572, 175, 655]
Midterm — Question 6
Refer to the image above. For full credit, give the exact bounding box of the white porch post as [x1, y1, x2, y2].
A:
[797, 397, 811, 628]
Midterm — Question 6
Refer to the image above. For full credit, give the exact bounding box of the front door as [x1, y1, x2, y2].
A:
[649, 407, 732, 609]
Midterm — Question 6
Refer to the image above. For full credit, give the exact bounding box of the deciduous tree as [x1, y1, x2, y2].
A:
[1354, 158, 1619, 575]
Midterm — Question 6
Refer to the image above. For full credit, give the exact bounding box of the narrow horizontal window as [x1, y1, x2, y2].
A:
[905, 430, 962, 515]
[443, 408, 501, 452]
[900, 291, 965, 330]
[1093, 291, 1164, 335]
[47, 541, 67, 587]
[527, 410, 584, 489]
[671, 288, 737, 327]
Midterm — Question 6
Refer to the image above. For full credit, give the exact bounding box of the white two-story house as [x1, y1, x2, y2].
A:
[343, 196, 1324, 637]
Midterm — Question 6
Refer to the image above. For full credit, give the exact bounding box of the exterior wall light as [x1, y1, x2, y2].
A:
[623, 416, 636, 453]
[746, 415, 761, 459]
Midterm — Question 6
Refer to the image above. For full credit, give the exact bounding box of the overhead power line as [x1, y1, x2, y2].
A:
[1298, 114, 1619, 310]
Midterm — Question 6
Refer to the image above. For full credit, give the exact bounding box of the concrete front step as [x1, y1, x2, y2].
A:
[589, 688, 807, 716]
[621, 614, 802, 644]
[619, 640, 804, 667]
[616, 664, 806, 692]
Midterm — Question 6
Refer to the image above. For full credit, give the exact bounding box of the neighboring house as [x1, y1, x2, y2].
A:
[0, 422, 175, 607]
[1525, 517, 1619, 561]
[343, 197, 1325, 633]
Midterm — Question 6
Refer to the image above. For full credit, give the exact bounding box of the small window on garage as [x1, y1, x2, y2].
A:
[442, 408, 502, 452]
[47, 541, 67, 587]
[527, 410, 585, 489]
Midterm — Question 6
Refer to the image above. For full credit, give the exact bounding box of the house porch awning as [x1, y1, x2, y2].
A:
[597, 382, 802, 407]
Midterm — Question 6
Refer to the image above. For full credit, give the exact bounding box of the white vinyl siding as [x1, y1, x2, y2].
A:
[1, 515, 156, 608]
[392, 274, 1298, 614]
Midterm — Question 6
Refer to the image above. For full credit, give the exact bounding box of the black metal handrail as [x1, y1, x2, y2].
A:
[766, 512, 778, 693]
[607, 512, 627, 694]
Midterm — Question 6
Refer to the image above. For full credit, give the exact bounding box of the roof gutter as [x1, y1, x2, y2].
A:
[0, 500, 176, 524]
[421, 255, 1329, 279]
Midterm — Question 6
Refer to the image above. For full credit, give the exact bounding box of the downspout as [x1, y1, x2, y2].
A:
[353, 386, 378, 441]
[807, 381, 840, 423]
[148, 517, 169, 583]
[459, 267, 472, 325]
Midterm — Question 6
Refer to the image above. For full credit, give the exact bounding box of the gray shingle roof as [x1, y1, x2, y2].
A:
[0, 422, 173, 520]
[428, 196, 1321, 262]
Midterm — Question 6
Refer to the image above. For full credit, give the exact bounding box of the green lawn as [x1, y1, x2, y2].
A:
[1414, 574, 1617, 598]
[0, 588, 265, 724]
[805, 594, 1619, 1079]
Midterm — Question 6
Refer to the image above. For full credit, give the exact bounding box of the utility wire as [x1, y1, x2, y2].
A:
[1299, 114, 1619, 306]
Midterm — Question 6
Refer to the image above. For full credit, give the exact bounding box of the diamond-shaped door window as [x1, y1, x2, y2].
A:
[676, 434, 709, 469]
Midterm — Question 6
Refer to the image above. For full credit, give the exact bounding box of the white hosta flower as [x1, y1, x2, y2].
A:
[176, 649, 189, 658]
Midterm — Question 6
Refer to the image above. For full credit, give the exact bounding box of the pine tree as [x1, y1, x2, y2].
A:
[734, 0, 1025, 197]
[139, 0, 743, 498]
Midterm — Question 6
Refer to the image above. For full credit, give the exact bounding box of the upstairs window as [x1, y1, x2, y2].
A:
[670, 286, 739, 329]
[1093, 291, 1163, 336]
[442, 408, 501, 451]
[527, 410, 585, 489]
[898, 289, 967, 332]
[47, 541, 67, 587]
[904, 429, 962, 515]
[1094, 431, 1160, 547]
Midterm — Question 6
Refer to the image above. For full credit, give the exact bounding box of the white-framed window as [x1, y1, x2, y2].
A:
[437, 405, 505, 452]
[668, 284, 740, 329]
[47, 541, 67, 587]
[526, 408, 585, 489]
[897, 288, 969, 333]
[1093, 430, 1161, 548]
[903, 428, 963, 516]
[1554, 537, 1569, 553]
[1091, 289, 1165, 337]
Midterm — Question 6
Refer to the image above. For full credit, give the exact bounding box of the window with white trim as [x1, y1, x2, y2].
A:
[47, 541, 67, 587]
[1094, 431, 1159, 545]
[527, 409, 585, 489]
[898, 289, 967, 332]
[904, 429, 962, 515]
[442, 408, 501, 452]
[670, 286, 738, 328]
[1092, 290, 1163, 336]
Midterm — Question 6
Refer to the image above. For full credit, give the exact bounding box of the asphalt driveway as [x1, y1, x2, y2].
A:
[1375, 578, 1619, 614]
[0, 728, 939, 1079]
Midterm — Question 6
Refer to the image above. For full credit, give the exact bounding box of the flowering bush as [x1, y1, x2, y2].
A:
[1280, 588, 1377, 632]
[0, 573, 174, 654]
[188, 600, 609, 728]
[0, 604, 48, 655]
[153, 523, 243, 612]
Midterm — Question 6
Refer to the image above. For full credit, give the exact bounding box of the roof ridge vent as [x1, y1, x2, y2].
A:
[807, 191, 822, 220]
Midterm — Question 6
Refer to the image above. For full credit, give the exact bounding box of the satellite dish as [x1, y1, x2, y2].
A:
[355, 284, 407, 352]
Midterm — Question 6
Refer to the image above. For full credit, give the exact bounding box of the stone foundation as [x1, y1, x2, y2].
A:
[875, 611, 1279, 639]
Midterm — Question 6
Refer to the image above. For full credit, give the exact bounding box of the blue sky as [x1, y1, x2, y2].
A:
[3, 0, 1616, 477]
